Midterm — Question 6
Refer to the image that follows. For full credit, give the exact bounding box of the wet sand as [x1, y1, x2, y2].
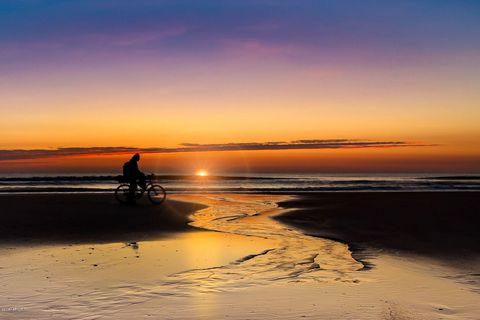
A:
[276, 192, 480, 262]
[0, 194, 206, 243]
[0, 193, 479, 319]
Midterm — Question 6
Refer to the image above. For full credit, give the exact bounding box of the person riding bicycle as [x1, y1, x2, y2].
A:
[123, 153, 146, 199]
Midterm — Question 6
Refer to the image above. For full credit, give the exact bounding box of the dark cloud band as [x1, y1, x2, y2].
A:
[0, 139, 427, 161]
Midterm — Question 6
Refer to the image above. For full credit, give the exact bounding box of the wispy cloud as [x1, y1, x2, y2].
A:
[0, 139, 428, 161]
[0, 26, 189, 58]
[79, 26, 189, 47]
[222, 38, 297, 58]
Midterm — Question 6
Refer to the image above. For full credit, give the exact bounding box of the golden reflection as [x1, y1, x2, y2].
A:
[162, 194, 364, 294]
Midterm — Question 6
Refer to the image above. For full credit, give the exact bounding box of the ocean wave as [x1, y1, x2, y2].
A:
[1, 174, 479, 193]
[0, 175, 278, 182]
[1, 185, 480, 193]
[420, 176, 480, 181]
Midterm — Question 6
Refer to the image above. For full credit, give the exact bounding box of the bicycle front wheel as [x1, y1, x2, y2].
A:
[148, 185, 166, 204]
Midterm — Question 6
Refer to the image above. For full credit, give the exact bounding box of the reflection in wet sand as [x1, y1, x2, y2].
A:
[155, 195, 364, 294]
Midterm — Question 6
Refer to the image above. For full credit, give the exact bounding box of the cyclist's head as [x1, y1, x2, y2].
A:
[132, 153, 140, 162]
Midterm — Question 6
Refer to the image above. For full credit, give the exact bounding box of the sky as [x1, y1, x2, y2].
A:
[1, 0, 480, 173]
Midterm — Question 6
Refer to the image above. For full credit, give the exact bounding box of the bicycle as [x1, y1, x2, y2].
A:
[115, 174, 166, 205]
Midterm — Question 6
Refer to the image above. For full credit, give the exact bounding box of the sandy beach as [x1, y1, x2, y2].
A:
[0, 194, 205, 243]
[277, 192, 480, 264]
[0, 193, 479, 319]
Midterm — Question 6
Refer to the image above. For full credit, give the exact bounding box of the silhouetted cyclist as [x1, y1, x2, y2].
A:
[123, 153, 146, 200]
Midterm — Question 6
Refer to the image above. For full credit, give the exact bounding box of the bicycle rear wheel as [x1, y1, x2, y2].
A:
[115, 184, 131, 204]
[148, 185, 166, 204]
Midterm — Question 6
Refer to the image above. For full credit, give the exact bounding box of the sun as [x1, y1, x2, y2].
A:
[196, 170, 208, 177]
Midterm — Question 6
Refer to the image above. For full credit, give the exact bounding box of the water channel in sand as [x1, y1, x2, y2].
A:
[1, 194, 479, 319]
[157, 194, 364, 294]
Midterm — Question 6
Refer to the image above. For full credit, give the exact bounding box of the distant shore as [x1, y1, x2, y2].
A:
[276, 192, 480, 265]
[2, 173, 480, 194]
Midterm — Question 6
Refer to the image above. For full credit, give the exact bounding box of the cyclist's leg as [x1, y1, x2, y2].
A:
[138, 173, 147, 190]
[129, 179, 137, 199]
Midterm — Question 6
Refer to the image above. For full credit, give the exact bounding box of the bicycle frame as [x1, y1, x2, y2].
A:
[115, 174, 166, 205]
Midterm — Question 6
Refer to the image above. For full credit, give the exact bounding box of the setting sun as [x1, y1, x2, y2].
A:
[196, 170, 208, 177]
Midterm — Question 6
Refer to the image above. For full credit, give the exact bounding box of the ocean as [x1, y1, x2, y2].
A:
[0, 173, 479, 193]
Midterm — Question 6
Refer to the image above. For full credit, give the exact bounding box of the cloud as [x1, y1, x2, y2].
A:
[221, 39, 297, 58]
[79, 26, 189, 47]
[0, 139, 428, 161]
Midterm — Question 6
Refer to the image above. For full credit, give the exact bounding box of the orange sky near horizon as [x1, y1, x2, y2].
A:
[2, 147, 480, 174]
[2, 58, 480, 150]
[2, 59, 480, 173]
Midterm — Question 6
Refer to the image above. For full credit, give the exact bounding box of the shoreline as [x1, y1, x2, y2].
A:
[275, 192, 480, 268]
[2, 189, 480, 194]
